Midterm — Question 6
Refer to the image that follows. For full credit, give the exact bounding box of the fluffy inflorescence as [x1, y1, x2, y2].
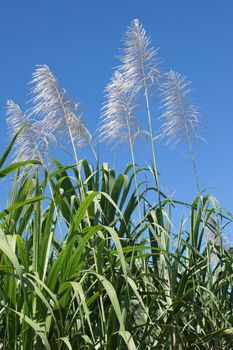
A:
[99, 19, 160, 146]
[6, 21, 204, 165]
[119, 18, 161, 95]
[98, 71, 140, 144]
[30, 65, 91, 149]
[6, 100, 49, 162]
[6, 65, 92, 164]
[159, 70, 202, 147]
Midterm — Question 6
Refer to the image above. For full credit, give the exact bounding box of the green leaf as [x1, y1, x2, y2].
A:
[117, 330, 137, 350]
[0, 196, 46, 219]
[0, 126, 27, 168]
[11, 310, 51, 350]
[0, 160, 41, 178]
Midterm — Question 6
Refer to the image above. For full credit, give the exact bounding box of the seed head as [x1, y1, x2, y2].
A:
[30, 65, 91, 150]
[6, 100, 49, 163]
[98, 70, 141, 145]
[119, 19, 161, 95]
[159, 70, 202, 147]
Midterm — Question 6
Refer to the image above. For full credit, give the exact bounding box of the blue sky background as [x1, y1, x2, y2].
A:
[0, 0, 233, 213]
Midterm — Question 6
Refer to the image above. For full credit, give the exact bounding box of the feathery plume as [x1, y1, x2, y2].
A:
[99, 70, 143, 222]
[159, 70, 202, 147]
[29, 65, 91, 150]
[56, 104, 92, 149]
[119, 18, 161, 95]
[98, 70, 141, 144]
[119, 19, 162, 208]
[6, 100, 49, 163]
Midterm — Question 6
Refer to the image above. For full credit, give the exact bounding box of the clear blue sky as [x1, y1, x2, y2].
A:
[1, 0, 233, 212]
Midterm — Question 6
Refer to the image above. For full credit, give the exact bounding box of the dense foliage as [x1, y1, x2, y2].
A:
[0, 139, 233, 349]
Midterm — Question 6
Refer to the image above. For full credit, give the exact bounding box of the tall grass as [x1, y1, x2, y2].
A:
[0, 19, 233, 350]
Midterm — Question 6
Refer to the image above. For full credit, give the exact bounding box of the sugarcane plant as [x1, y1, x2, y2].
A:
[0, 19, 233, 350]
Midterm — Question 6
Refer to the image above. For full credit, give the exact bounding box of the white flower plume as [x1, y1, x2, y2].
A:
[30, 65, 91, 149]
[119, 18, 161, 95]
[159, 70, 202, 147]
[6, 100, 49, 162]
[98, 70, 141, 144]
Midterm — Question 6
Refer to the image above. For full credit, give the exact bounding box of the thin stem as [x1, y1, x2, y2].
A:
[52, 87, 91, 228]
[138, 46, 162, 209]
[144, 86, 162, 207]
[68, 125, 92, 227]
[51, 75, 86, 205]
[185, 126, 200, 195]
[185, 116, 213, 293]
[90, 142, 98, 161]
[125, 112, 142, 224]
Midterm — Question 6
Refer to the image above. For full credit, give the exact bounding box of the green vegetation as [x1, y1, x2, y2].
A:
[1, 141, 233, 349]
[1, 19, 233, 350]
